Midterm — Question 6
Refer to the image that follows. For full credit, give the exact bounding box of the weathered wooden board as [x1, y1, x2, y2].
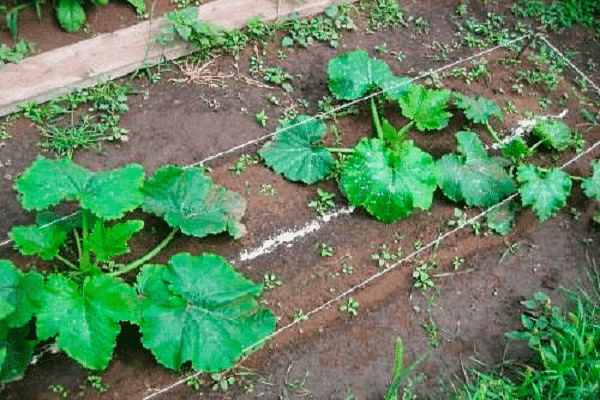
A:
[0, 0, 346, 117]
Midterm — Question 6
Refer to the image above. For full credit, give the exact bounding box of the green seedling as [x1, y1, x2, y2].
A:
[412, 240, 423, 251]
[186, 373, 205, 390]
[339, 298, 359, 317]
[413, 265, 435, 291]
[49, 384, 69, 398]
[88, 374, 109, 392]
[308, 189, 335, 215]
[255, 109, 269, 127]
[211, 372, 235, 391]
[451, 256, 464, 270]
[371, 244, 403, 269]
[0, 41, 35, 66]
[375, 43, 390, 54]
[422, 315, 440, 348]
[263, 273, 282, 290]
[259, 183, 277, 196]
[341, 261, 354, 276]
[316, 242, 335, 257]
[383, 337, 428, 400]
[282, 4, 356, 48]
[293, 309, 308, 323]
[229, 154, 259, 175]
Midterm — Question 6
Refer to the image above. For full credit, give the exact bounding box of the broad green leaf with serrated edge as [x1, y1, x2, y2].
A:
[340, 138, 438, 223]
[533, 119, 573, 151]
[398, 85, 452, 131]
[454, 93, 503, 124]
[137, 253, 276, 371]
[379, 75, 414, 101]
[143, 166, 246, 239]
[0, 260, 43, 328]
[502, 138, 530, 161]
[582, 159, 600, 201]
[437, 131, 516, 207]
[9, 223, 68, 260]
[14, 157, 144, 220]
[88, 220, 144, 262]
[36, 274, 138, 370]
[0, 325, 36, 383]
[327, 50, 392, 100]
[486, 200, 517, 235]
[124, 0, 145, 13]
[517, 165, 571, 221]
[259, 116, 333, 184]
[55, 0, 86, 32]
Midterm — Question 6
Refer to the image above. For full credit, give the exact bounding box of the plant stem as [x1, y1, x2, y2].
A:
[570, 175, 585, 181]
[79, 210, 92, 273]
[371, 97, 384, 141]
[397, 121, 415, 142]
[108, 229, 178, 277]
[326, 147, 354, 153]
[486, 122, 502, 143]
[73, 228, 82, 262]
[56, 255, 78, 270]
[529, 140, 543, 153]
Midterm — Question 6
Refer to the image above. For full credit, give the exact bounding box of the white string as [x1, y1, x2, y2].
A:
[0, 35, 529, 250]
[143, 34, 600, 399]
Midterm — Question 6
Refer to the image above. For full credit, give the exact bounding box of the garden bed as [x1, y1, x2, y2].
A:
[1, 0, 600, 399]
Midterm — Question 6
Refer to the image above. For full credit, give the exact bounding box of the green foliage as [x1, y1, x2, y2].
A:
[36, 274, 138, 370]
[54, 0, 144, 32]
[0, 41, 35, 66]
[136, 253, 276, 371]
[259, 116, 334, 184]
[532, 119, 574, 151]
[87, 220, 144, 262]
[454, 93, 503, 124]
[157, 7, 228, 48]
[308, 189, 336, 215]
[437, 131, 516, 207]
[384, 337, 428, 400]
[367, 0, 406, 33]
[517, 165, 571, 221]
[582, 159, 600, 201]
[142, 165, 247, 239]
[282, 4, 356, 48]
[398, 85, 452, 132]
[340, 138, 438, 223]
[486, 200, 517, 236]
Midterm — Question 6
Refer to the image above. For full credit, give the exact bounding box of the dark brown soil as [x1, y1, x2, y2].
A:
[1, 1, 600, 399]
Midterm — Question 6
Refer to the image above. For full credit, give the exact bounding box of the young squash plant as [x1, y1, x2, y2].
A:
[0, 157, 275, 382]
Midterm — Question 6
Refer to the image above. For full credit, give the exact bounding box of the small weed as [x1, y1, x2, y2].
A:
[262, 66, 294, 91]
[0, 114, 18, 141]
[422, 315, 440, 348]
[266, 93, 281, 107]
[186, 373, 205, 390]
[413, 16, 429, 33]
[278, 108, 299, 125]
[339, 298, 359, 317]
[276, 49, 288, 60]
[229, 154, 259, 175]
[366, 0, 406, 33]
[49, 384, 69, 398]
[88, 374, 109, 392]
[297, 99, 309, 108]
[413, 240, 423, 251]
[413, 265, 434, 291]
[316, 242, 335, 257]
[576, 76, 588, 93]
[293, 309, 308, 322]
[587, 58, 597, 72]
[341, 261, 354, 276]
[263, 273, 282, 290]
[375, 43, 390, 54]
[569, 207, 582, 221]
[255, 109, 269, 127]
[456, 3, 467, 17]
[308, 188, 335, 215]
[172, 0, 202, 10]
[451, 256, 464, 270]
[538, 97, 551, 109]
[259, 183, 277, 196]
[391, 50, 405, 62]
[503, 99, 518, 114]
[282, 4, 356, 48]
[0, 40, 35, 66]
[211, 372, 235, 391]
[371, 244, 403, 269]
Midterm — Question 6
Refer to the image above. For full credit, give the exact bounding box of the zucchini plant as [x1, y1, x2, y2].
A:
[0, 157, 275, 382]
[259, 50, 600, 232]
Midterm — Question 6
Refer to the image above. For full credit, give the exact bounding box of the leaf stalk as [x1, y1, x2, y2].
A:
[371, 97, 384, 141]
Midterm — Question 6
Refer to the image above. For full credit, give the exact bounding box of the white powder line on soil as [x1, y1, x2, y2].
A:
[144, 35, 600, 400]
[0, 34, 530, 250]
[237, 206, 355, 262]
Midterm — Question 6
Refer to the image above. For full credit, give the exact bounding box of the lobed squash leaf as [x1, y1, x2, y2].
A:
[259, 116, 334, 184]
[339, 138, 438, 223]
[398, 85, 452, 132]
[36, 274, 138, 370]
[454, 93, 503, 124]
[517, 165, 571, 221]
[437, 131, 516, 207]
[88, 220, 145, 262]
[14, 157, 145, 220]
[136, 253, 276, 372]
[581, 159, 600, 201]
[327, 50, 392, 100]
[502, 137, 530, 162]
[55, 0, 86, 32]
[0, 325, 36, 383]
[0, 260, 43, 328]
[486, 200, 517, 235]
[532, 119, 573, 151]
[142, 166, 246, 239]
[9, 224, 69, 261]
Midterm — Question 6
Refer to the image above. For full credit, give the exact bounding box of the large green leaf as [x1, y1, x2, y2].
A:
[517, 165, 571, 221]
[0, 260, 43, 329]
[142, 166, 246, 239]
[582, 159, 600, 201]
[398, 85, 452, 132]
[88, 220, 144, 262]
[137, 253, 276, 371]
[339, 138, 438, 223]
[55, 0, 86, 32]
[532, 119, 573, 151]
[437, 131, 516, 207]
[36, 274, 138, 370]
[486, 200, 517, 236]
[0, 325, 36, 383]
[327, 50, 392, 100]
[259, 116, 333, 184]
[124, 0, 145, 13]
[14, 157, 145, 220]
[454, 93, 503, 124]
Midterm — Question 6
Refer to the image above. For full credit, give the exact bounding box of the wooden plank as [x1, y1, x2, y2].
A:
[0, 0, 347, 117]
